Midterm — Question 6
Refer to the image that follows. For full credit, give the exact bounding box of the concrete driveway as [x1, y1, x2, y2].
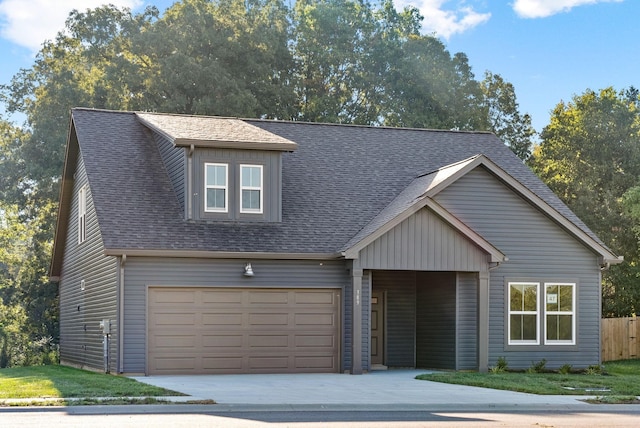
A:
[131, 369, 593, 408]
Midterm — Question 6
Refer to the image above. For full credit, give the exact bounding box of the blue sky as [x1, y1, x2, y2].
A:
[0, 0, 636, 133]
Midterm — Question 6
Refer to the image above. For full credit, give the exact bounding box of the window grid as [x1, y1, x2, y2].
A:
[508, 282, 539, 345]
[544, 283, 576, 345]
[78, 186, 87, 244]
[240, 164, 263, 214]
[204, 163, 228, 213]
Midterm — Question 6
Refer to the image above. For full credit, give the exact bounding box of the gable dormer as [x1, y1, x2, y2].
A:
[136, 112, 297, 223]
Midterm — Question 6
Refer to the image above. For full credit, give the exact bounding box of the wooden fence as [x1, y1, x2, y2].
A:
[601, 316, 639, 362]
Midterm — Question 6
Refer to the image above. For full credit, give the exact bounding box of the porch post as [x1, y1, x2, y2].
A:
[478, 270, 490, 372]
[351, 260, 363, 374]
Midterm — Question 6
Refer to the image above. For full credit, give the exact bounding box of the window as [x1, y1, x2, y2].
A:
[508, 282, 539, 345]
[240, 164, 263, 214]
[78, 186, 87, 244]
[545, 283, 575, 345]
[205, 163, 228, 212]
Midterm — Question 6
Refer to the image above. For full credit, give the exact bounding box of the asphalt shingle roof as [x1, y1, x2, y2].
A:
[69, 108, 607, 256]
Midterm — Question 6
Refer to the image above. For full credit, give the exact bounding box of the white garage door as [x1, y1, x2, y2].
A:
[148, 287, 341, 374]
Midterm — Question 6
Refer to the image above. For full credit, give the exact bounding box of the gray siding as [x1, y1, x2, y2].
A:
[416, 272, 456, 369]
[359, 208, 488, 271]
[457, 272, 478, 370]
[59, 153, 118, 372]
[152, 131, 186, 214]
[193, 148, 282, 222]
[123, 258, 349, 374]
[435, 166, 602, 369]
[373, 271, 416, 367]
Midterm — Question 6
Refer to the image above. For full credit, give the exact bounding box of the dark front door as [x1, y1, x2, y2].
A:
[371, 290, 385, 366]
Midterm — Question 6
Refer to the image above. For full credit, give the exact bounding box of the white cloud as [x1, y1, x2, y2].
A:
[396, 0, 491, 39]
[513, 0, 623, 19]
[0, 0, 142, 52]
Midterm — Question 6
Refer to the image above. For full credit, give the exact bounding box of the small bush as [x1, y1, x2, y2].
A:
[527, 358, 547, 373]
[586, 364, 604, 375]
[489, 356, 508, 373]
[559, 363, 572, 374]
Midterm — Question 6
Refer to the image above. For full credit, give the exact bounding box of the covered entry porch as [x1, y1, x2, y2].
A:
[344, 204, 506, 374]
[369, 270, 480, 371]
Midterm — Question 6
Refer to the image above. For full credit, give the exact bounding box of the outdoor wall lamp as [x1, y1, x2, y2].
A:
[243, 262, 254, 277]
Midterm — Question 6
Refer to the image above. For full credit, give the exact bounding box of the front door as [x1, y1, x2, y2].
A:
[371, 290, 385, 367]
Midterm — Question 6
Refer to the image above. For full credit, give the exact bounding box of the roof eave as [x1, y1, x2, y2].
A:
[102, 248, 343, 260]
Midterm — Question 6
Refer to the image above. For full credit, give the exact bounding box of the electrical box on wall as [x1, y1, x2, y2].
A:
[99, 319, 111, 335]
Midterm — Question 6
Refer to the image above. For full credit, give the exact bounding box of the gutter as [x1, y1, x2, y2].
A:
[118, 254, 126, 374]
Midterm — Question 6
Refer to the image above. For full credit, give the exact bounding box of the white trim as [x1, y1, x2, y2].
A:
[204, 163, 228, 213]
[239, 164, 263, 214]
[507, 282, 540, 345]
[78, 185, 87, 244]
[543, 282, 576, 345]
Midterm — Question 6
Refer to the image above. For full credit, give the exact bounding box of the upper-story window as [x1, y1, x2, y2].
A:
[240, 164, 263, 214]
[78, 185, 87, 244]
[204, 163, 228, 212]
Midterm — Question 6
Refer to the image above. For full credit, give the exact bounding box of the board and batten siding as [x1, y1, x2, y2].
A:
[59, 152, 118, 372]
[122, 257, 349, 374]
[358, 208, 488, 271]
[151, 131, 186, 214]
[457, 272, 479, 370]
[416, 272, 456, 369]
[434, 166, 602, 369]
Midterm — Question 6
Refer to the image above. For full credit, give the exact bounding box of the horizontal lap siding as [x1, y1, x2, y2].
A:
[359, 208, 487, 271]
[59, 154, 118, 372]
[153, 132, 185, 214]
[435, 167, 601, 369]
[123, 258, 349, 374]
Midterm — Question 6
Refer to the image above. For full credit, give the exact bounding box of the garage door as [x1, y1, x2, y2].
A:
[148, 287, 340, 374]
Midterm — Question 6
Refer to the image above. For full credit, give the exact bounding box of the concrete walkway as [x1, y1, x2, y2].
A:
[130, 370, 595, 410]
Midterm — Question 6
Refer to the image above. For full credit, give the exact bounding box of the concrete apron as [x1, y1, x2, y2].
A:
[130, 369, 594, 408]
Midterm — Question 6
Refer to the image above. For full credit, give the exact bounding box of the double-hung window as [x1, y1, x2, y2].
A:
[240, 164, 263, 214]
[508, 282, 539, 345]
[78, 186, 87, 244]
[545, 283, 575, 345]
[205, 163, 228, 212]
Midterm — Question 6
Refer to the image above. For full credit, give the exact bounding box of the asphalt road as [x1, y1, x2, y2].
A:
[1, 405, 640, 427]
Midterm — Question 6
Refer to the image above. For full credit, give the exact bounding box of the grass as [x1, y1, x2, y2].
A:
[0, 365, 184, 400]
[416, 359, 640, 401]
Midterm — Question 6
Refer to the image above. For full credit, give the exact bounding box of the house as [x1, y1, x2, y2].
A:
[50, 108, 621, 375]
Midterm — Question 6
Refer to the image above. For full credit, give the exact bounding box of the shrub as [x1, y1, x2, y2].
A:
[559, 364, 572, 374]
[527, 358, 547, 373]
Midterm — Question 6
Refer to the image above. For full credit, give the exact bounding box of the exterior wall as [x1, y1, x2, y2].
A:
[373, 271, 416, 367]
[192, 148, 282, 222]
[151, 131, 186, 214]
[122, 257, 349, 374]
[416, 272, 456, 369]
[358, 208, 488, 271]
[457, 272, 479, 370]
[59, 153, 118, 372]
[435, 166, 602, 369]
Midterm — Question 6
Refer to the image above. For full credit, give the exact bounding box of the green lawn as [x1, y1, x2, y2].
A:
[0, 365, 183, 399]
[416, 359, 640, 398]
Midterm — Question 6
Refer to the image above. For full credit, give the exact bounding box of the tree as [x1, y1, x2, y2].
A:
[481, 72, 536, 161]
[530, 87, 640, 316]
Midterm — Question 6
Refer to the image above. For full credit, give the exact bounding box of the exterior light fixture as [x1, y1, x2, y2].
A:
[244, 263, 254, 277]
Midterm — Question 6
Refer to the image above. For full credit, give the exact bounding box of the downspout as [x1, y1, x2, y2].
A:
[118, 254, 126, 374]
[187, 144, 194, 219]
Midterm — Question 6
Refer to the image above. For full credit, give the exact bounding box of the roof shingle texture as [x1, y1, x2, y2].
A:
[71, 108, 604, 255]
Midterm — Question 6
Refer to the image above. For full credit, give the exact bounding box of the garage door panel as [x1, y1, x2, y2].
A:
[202, 313, 243, 325]
[148, 287, 340, 374]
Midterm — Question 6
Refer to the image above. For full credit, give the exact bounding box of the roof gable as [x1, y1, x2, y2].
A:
[342, 154, 620, 265]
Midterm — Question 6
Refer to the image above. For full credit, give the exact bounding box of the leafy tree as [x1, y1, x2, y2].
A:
[481, 72, 535, 161]
[530, 87, 640, 316]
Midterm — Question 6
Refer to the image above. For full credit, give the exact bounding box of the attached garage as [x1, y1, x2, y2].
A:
[147, 287, 341, 374]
